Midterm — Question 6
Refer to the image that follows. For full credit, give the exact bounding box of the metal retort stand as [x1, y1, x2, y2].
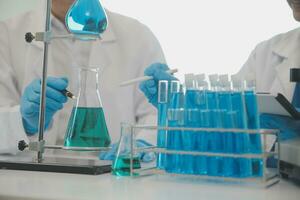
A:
[0, 0, 111, 175]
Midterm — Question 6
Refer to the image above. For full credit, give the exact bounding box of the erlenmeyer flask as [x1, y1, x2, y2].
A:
[64, 67, 111, 148]
[112, 123, 141, 176]
[65, 0, 108, 36]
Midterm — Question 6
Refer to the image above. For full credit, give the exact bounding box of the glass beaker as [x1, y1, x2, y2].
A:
[65, 0, 108, 37]
[64, 67, 111, 148]
[112, 123, 141, 176]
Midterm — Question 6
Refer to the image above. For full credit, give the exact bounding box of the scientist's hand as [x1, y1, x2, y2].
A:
[99, 139, 156, 163]
[20, 77, 68, 135]
[139, 63, 177, 108]
[260, 114, 300, 141]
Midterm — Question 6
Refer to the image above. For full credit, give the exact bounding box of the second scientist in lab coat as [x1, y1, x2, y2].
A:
[238, 1, 300, 103]
[0, 1, 165, 154]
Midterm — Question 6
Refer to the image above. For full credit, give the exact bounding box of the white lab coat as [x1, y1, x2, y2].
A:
[0, 5, 165, 154]
[238, 27, 300, 101]
[237, 28, 300, 149]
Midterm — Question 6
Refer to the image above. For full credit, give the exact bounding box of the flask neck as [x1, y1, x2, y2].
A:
[77, 68, 102, 108]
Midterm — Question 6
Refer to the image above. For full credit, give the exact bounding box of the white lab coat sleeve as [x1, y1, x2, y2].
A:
[0, 22, 28, 154]
[133, 25, 166, 145]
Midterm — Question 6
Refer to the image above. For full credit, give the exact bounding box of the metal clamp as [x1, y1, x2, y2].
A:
[25, 32, 101, 44]
[28, 140, 46, 153]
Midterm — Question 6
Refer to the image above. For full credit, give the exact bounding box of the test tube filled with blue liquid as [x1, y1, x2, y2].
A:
[231, 75, 252, 178]
[207, 74, 223, 176]
[245, 79, 263, 177]
[157, 81, 169, 169]
[194, 74, 210, 175]
[166, 81, 184, 173]
[218, 75, 236, 177]
[182, 74, 198, 174]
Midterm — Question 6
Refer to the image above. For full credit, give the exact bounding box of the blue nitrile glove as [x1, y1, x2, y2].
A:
[260, 114, 300, 141]
[20, 77, 68, 135]
[99, 139, 156, 163]
[139, 63, 177, 108]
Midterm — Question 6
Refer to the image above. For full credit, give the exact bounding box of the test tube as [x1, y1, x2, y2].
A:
[207, 74, 224, 176]
[244, 76, 263, 177]
[182, 74, 198, 174]
[157, 81, 169, 169]
[165, 81, 184, 173]
[194, 74, 209, 175]
[231, 75, 252, 178]
[218, 74, 236, 177]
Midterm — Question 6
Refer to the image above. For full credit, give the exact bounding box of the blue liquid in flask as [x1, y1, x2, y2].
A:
[66, 0, 108, 36]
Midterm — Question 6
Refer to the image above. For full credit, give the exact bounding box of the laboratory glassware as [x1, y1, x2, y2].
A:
[183, 74, 198, 174]
[64, 67, 111, 148]
[194, 74, 209, 175]
[166, 81, 184, 173]
[157, 81, 169, 169]
[66, 0, 108, 37]
[112, 123, 141, 176]
[231, 75, 252, 178]
[244, 79, 263, 177]
[207, 74, 223, 176]
[218, 75, 237, 177]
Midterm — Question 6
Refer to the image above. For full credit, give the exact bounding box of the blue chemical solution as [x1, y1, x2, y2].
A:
[218, 91, 236, 177]
[181, 90, 198, 174]
[157, 103, 168, 169]
[231, 91, 252, 178]
[66, 0, 108, 36]
[194, 110, 210, 175]
[157, 81, 169, 170]
[244, 90, 263, 177]
[206, 91, 223, 176]
[166, 91, 184, 173]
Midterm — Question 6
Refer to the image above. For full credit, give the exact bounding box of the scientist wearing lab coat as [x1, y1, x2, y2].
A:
[239, 0, 300, 102]
[0, 0, 166, 154]
[141, 0, 300, 142]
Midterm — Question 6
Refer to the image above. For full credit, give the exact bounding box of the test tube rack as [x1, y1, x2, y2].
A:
[120, 124, 280, 188]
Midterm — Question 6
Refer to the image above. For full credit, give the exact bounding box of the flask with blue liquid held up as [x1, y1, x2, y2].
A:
[66, 0, 108, 37]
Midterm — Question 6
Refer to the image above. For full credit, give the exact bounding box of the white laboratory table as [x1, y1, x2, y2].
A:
[0, 169, 299, 200]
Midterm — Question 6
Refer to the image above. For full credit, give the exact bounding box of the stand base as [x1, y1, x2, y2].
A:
[0, 156, 111, 175]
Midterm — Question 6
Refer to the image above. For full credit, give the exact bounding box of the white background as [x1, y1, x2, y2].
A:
[0, 0, 298, 80]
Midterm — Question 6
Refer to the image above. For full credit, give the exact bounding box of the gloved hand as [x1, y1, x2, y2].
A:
[99, 139, 156, 163]
[20, 77, 68, 135]
[139, 63, 177, 108]
[260, 114, 300, 141]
